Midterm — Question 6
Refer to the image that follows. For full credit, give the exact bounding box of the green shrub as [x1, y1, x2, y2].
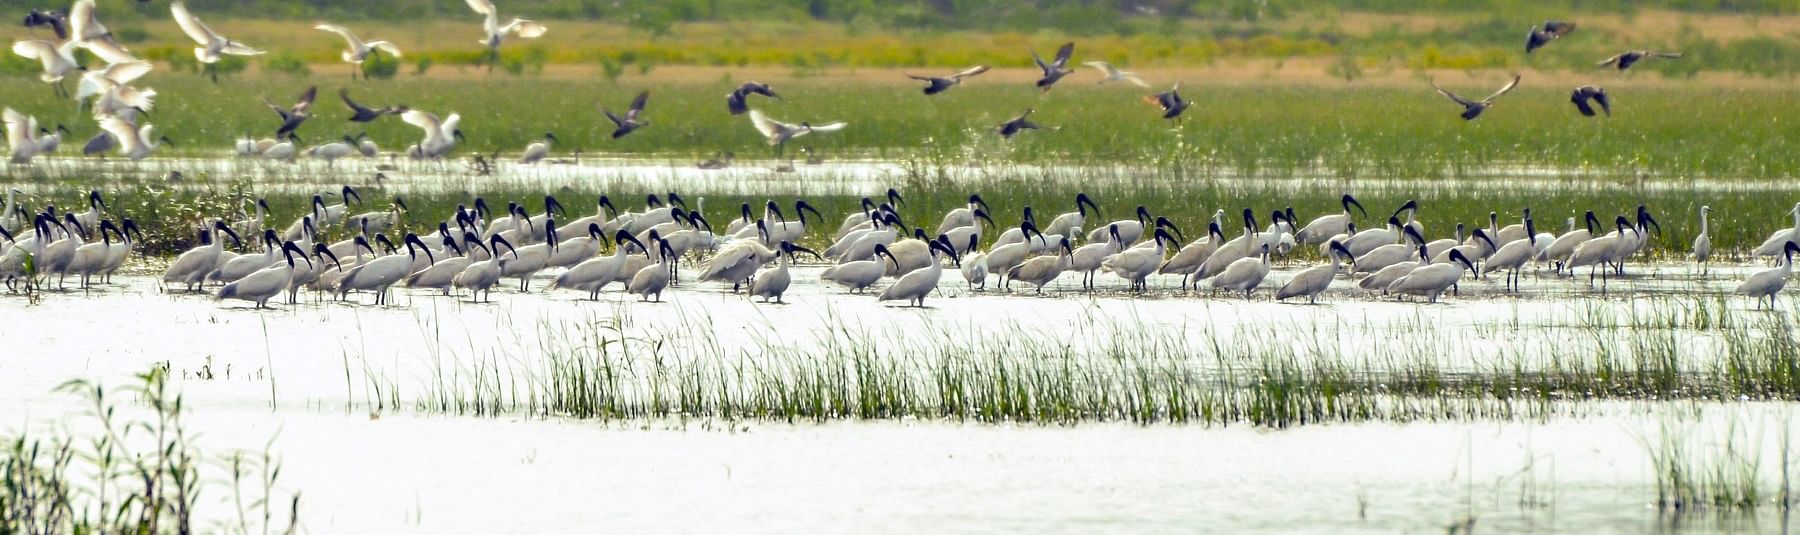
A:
[362, 52, 400, 80]
[263, 51, 310, 76]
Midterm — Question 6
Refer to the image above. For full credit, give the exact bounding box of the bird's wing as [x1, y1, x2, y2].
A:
[294, 86, 318, 113]
[1052, 42, 1075, 68]
[69, 0, 107, 42]
[220, 40, 263, 56]
[1656, 51, 1683, 58]
[101, 60, 153, 85]
[603, 109, 624, 127]
[1429, 80, 1476, 107]
[464, 0, 497, 16]
[628, 91, 650, 116]
[1083, 61, 1118, 76]
[98, 115, 141, 151]
[368, 41, 402, 57]
[84, 39, 138, 64]
[1032, 49, 1050, 72]
[503, 19, 548, 38]
[400, 109, 441, 135]
[169, 2, 218, 46]
[1596, 53, 1624, 67]
[953, 65, 989, 79]
[1570, 92, 1596, 116]
[809, 122, 848, 133]
[11, 40, 55, 64]
[339, 88, 371, 113]
[1482, 74, 1521, 102]
[904, 74, 935, 81]
[749, 110, 784, 139]
[1593, 91, 1611, 115]
[262, 96, 289, 119]
[1543, 20, 1576, 36]
[439, 113, 461, 136]
[5, 108, 32, 150]
[1124, 74, 1150, 88]
[315, 24, 362, 48]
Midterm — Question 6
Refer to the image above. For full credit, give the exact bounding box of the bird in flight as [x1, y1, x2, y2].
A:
[1570, 86, 1611, 117]
[604, 91, 650, 138]
[1525, 21, 1576, 54]
[1032, 42, 1076, 91]
[725, 82, 778, 115]
[906, 65, 989, 95]
[1597, 50, 1682, 71]
[1084, 61, 1149, 88]
[1430, 74, 1521, 121]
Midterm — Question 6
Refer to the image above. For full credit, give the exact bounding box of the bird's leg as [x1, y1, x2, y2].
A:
[208, 63, 218, 84]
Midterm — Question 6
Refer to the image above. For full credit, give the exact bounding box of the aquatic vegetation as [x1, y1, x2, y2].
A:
[0, 369, 299, 534]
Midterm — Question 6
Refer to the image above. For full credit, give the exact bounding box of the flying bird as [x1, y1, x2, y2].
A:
[11, 39, 80, 95]
[1032, 42, 1076, 90]
[315, 24, 401, 79]
[1597, 50, 1682, 71]
[68, 0, 109, 43]
[77, 61, 156, 116]
[1430, 74, 1521, 121]
[170, 1, 264, 67]
[1144, 83, 1189, 122]
[749, 110, 845, 158]
[340, 88, 406, 122]
[466, 0, 546, 71]
[1084, 61, 1148, 88]
[996, 109, 1039, 139]
[725, 81, 778, 115]
[1570, 85, 1610, 117]
[603, 91, 650, 138]
[22, 9, 67, 40]
[1525, 21, 1575, 54]
[264, 86, 317, 138]
[906, 65, 989, 95]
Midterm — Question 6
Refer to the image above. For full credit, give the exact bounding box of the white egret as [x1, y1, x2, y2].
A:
[1692, 206, 1713, 276]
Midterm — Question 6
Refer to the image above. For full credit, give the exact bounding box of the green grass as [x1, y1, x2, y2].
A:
[3, 76, 1799, 178]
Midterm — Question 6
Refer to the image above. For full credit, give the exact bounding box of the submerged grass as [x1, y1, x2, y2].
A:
[337, 295, 1800, 428]
[0, 369, 299, 534]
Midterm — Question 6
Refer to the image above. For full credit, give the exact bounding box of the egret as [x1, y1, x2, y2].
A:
[1693, 206, 1713, 276]
[1084, 61, 1148, 88]
[1278, 241, 1355, 304]
[604, 91, 649, 138]
[315, 24, 401, 80]
[1431, 74, 1521, 121]
[907, 65, 989, 95]
[725, 81, 778, 114]
[1598, 50, 1681, 71]
[1738, 242, 1800, 309]
[1031, 42, 1075, 90]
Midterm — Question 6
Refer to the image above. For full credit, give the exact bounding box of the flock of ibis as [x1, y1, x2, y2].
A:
[4, 187, 1799, 310]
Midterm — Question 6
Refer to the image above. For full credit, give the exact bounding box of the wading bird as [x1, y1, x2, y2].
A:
[1295, 194, 1367, 245]
[170, 1, 264, 80]
[216, 242, 310, 308]
[163, 221, 241, 292]
[603, 91, 649, 138]
[519, 132, 555, 164]
[1032, 42, 1076, 90]
[1431, 74, 1521, 121]
[97, 114, 168, 161]
[1525, 21, 1576, 54]
[1571, 86, 1610, 117]
[878, 237, 957, 307]
[1597, 50, 1681, 71]
[466, 0, 546, 71]
[907, 65, 989, 95]
[1389, 249, 1475, 303]
[750, 241, 820, 303]
[1277, 241, 1354, 304]
[725, 81, 778, 114]
[1738, 242, 1800, 309]
[1693, 206, 1712, 276]
[1009, 237, 1074, 294]
[627, 238, 677, 302]
[315, 24, 401, 80]
[453, 234, 515, 302]
[1084, 61, 1148, 88]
